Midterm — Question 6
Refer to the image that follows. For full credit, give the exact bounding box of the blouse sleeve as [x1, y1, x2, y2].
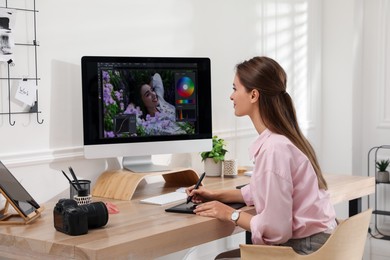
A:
[248, 149, 294, 245]
[240, 183, 253, 206]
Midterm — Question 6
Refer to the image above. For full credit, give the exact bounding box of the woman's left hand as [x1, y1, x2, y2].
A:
[193, 200, 234, 222]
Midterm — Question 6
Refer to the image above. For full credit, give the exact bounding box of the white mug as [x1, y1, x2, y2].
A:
[223, 159, 238, 178]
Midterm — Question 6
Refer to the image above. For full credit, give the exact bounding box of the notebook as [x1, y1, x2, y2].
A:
[165, 202, 246, 214]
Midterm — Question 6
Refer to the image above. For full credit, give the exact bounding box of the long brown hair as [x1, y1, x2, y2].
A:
[236, 56, 327, 190]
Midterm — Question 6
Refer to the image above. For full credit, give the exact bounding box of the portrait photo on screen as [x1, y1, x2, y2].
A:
[100, 67, 197, 139]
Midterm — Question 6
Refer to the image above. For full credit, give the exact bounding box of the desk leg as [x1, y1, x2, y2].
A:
[246, 232, 252, 244]
[349, 198, 362, 217]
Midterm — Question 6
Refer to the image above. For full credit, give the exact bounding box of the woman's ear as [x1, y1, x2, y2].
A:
[250, 89, 259, 103]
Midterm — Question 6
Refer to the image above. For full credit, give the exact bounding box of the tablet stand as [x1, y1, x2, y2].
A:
[0, 188, 43, 225]
[92, 168, 199, 200]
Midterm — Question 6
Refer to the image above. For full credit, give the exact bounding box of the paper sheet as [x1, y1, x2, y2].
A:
[15, 79, 37, 106]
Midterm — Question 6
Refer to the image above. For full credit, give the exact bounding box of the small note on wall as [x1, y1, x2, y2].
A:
[15, 79, 36, 106]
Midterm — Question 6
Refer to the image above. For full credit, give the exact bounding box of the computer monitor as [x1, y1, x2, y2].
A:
[81, 56, 212, 172]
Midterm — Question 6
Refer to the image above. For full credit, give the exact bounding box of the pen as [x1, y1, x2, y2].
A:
[62, 170, 79, 191]
[186, 172, 206, 204]
[69, 166, 82, 190]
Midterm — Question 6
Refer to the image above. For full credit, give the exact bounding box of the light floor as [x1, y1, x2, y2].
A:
[365, 236, 390, 260]
[366, 221, 390, 260]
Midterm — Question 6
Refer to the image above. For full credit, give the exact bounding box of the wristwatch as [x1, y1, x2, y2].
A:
[231, 210, 241, 225]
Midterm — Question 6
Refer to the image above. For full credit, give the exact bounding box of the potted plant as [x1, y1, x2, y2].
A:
[201, 136, 228, 176]
[376, 159, 390, 183]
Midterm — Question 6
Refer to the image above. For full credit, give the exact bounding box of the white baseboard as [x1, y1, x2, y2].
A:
[0, 146, 84, 167]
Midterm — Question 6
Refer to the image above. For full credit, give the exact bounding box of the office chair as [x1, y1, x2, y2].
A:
[240, 208, 372, 260]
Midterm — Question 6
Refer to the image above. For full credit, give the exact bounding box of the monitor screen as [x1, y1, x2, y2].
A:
[81, 56, 212, 172]
[0, 161, 40, 218]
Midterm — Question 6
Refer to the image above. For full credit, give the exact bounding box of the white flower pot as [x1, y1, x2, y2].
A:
[204, 158, 222, 177]
[376, 171, 389, 183]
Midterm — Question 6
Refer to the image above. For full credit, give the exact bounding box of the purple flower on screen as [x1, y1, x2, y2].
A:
[103, 71, 110, 82]
[114, 90, 122, 101]
[103, 84, 115, 105]
[104, 131, 115, 138]
[124, 104, 141, 116]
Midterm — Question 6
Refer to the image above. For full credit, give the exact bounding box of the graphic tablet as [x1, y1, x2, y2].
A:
[165, 202, 245, 214]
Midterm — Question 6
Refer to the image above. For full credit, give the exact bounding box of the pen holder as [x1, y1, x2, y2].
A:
[73, 194, 92, 206]
[223, 159, 238, 178]
[69, 180, 91, 199]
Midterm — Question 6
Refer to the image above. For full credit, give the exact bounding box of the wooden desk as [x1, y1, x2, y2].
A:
[0, 174, 374, 259]
[325, 174, 375, 216]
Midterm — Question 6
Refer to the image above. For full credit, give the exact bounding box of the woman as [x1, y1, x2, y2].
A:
[134, 80, 186, 135]
[137, 75, 176, 121]
[187, 56, 336, 256]
[138, 83, 160, 118]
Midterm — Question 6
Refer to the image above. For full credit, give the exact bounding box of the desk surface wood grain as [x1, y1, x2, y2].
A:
[0, 172, 374, 259]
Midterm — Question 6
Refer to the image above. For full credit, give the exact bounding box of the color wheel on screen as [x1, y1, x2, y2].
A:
[176, 76, 195, 98]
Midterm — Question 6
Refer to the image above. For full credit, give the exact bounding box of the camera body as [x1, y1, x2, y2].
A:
[53, 199, 108, 236]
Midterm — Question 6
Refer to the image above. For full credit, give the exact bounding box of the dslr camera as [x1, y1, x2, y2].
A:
[53, 199, 109, 236]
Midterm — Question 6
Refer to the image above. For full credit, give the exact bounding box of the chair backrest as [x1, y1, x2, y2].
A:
[240, 208, 372, 260]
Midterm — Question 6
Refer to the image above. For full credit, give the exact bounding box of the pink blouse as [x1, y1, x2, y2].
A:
[241, 129, 336, 245]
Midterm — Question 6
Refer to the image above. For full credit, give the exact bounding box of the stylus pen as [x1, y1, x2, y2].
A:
[62, 170, 79, 191]
[68, 166, 82, 190]
[186, 172, 206, 204]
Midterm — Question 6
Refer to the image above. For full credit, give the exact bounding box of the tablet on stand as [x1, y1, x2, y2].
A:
[0, 161, 43, 225]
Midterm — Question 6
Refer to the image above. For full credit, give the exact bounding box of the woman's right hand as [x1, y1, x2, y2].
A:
[186, 185, 214, 204]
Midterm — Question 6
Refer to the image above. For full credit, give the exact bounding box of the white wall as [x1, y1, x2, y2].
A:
[322, 0, 356, 175]
[321, 0, 360, 219]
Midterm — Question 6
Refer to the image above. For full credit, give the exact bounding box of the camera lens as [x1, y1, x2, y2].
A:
[79, 201, 109, 228]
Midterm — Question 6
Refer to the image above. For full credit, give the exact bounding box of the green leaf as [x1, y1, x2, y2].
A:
[376, 159, 390, 171]
[200, 135, 228, 162]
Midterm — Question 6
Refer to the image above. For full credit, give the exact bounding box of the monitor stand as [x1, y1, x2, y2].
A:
[92, 167, 200, 200]
[122, 156, 170, 173]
